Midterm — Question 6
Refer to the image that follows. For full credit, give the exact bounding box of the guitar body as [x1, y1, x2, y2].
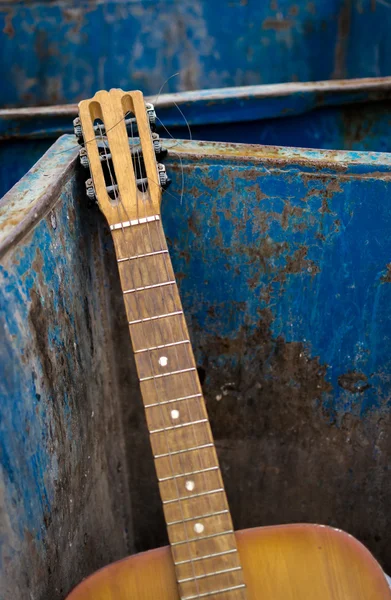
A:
[68, 524, 390, 600]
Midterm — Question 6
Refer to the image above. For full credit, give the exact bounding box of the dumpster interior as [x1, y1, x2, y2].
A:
[1, 135, 390, 598]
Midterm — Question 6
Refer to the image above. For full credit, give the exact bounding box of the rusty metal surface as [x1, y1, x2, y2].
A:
[161, 139, 391, 574]
[0, 1, 391, 108]
[1, 135, 391, 599]
[1, 77, 391, 199]
[0, 137, 136, 599]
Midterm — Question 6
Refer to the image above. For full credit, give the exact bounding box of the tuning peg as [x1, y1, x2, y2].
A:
[73, 117, 83, 144]
[146, 103, 156, 127]
[152, 133, 168, 159]
[79, 148, 89, 168]
[85, 178, 96, 201]
[157, 163, 171, 190]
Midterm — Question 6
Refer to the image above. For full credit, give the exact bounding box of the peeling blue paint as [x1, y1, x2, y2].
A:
[1, 0, 391, 108]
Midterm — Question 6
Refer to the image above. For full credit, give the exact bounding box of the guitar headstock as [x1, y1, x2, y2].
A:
[74, 89, 170, 226]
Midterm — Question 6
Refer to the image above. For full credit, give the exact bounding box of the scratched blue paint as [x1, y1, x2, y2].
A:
[1, 0, 391, 108]
[161, 144, 391, 422]
[0, 141, 133, 597]
[0, 199, 75, 546]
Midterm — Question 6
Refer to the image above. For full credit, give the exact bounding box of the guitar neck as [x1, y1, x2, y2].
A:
[111, 215, 246, 599]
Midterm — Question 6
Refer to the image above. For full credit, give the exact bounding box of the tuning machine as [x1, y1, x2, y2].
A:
[73, 117, 84, 145]
[85, 178, 96, 202]
[152, 133, 168, 159]
[79, 147, 89, 168]
[158, 163, 171, 190]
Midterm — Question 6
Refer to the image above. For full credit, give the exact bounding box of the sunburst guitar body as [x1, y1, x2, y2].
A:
[68, 89, 391, 600]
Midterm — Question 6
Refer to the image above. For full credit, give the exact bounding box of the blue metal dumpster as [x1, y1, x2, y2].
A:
[1, 131, 390, 599]
[1, 0, 391, 108]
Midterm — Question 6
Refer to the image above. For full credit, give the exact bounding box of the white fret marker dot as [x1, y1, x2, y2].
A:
[194, 523, 204, 534]
[171, 409, 180, 420]
[158, 356, 168, 367]
[185, 480, 195, 491]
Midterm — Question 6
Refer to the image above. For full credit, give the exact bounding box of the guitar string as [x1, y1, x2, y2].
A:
[107, 107, 229, 593]
[96, 119, 202, 598]
[122, 114, 216, 591]
[128, 118, 223, 586]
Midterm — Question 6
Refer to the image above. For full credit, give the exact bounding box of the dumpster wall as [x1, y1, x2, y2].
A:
[1, 0, 391, 108]
[0, 141, 135, 599]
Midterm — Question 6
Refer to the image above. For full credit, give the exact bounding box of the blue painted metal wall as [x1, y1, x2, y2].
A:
[1, 78, 391, 198]
[1, 136, 390, 600]
[0, 141, 135, 599]
[0, 0, 391, 108]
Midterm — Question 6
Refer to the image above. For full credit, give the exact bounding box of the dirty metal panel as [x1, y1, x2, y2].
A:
[0, 78, 391, 199]
[1, 1, 391, 108]
[160, 139, 391, 574]
[1, 136, 391, 600]
[0, 137, 137, 599]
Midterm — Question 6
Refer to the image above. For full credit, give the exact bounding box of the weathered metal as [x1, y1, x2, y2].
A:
[1, 135, 390, 599]
[1, 0, 391, 108]
[1, 77, 391, 199]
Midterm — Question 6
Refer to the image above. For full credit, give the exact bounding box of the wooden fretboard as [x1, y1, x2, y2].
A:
[112, 215, 247, 600]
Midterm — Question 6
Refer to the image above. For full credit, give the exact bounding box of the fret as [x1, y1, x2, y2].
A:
[160, 468, 222, 503]
[135, 339, 190, 354]
[145, 396, 205, 432]
[171, 532, 238, 565]
[171, 529, 233, 547]
[168, 511, 232, 547]
[135, 336, 195, 381]
[178, 566, 242, 584]
[167, 509, 229, 526]
[150, 418, 208, 434]
[156, 445, 218, 483]
[175, 549, 238, 566]
[123, 280, 176, 294]
[150, 420, 210, 456]
[117, 249, 168, 263]
[163, 488, 224, 505]
[154, 443, 214, 459]
[159, 466, 219, 482]
[128, 310, 183, 325]
[145, 393, 201, 408]
[128, 312, 187, 354]
[163, 483, 227, 524]
[182, 584, 246, 600]
[140, 367, 196, 382]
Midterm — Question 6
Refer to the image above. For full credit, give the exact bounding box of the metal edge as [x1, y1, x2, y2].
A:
[2, 134, 391, 261]
[0, 77, 391, 139]
[0, 135, 78, 259]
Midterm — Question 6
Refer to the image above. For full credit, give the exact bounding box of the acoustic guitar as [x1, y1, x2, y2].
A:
[67, 89, 390, 600]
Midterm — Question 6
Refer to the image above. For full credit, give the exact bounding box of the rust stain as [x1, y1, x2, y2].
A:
[338, 371, 371, 393]
[332, 0, 352, 80]
[381, 263, 391, 282]
[199, 311, 332, 440]
[262, 17, 293, 30]
[193, 311, 390, 572]
[1, 8, 15, 39]
[288, 5, 299, 16]
[284, 246, 320, 276]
